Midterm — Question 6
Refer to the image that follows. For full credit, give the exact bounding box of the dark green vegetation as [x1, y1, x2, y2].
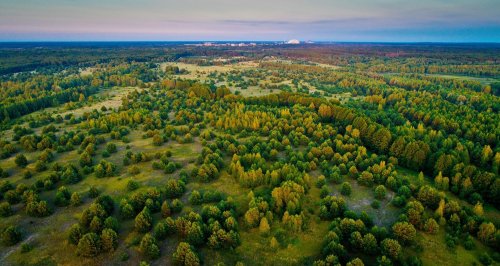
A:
[0, 43, 498, 266]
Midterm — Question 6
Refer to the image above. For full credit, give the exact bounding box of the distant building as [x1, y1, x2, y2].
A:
[287, 39, 300, 44]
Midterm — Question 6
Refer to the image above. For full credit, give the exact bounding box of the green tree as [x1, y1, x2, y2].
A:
[15, 154, 28, 168]
[79, 151, 93, 167]
[77, 233, 101, 257]
[70, 192, 82, 206]
[341, 182, 352, 196]
[68, 224, 83, 245]
[2, 225, 21, 246]
[0, 202, 13, 217]
[477, 222, 496, 246]
[424, 218, 439, 234]
[140, 233, 160, 259]
[101, 228, 118, 252]
[374, 185, 387, 200]
[381, 238, 401, 260]
[173, 242, 200, 266]
[135, 207, 153, 233]
[392, 222, 416, 245]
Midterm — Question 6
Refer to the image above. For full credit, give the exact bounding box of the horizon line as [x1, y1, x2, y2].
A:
[1, 40, 500, 44]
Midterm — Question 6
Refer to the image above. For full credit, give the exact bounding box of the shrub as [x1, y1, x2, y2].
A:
[15, 154, 28, 168]
[0, 202, 13, 217]
[2, 225, 22, 246]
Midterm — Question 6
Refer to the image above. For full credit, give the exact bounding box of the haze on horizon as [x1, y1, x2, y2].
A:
[1, 0, 499, 42]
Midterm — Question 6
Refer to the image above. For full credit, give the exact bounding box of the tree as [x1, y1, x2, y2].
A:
[173, 242, 200, 266]
[374, 185, 387, 200]
[161, 200, 171, 217]
[392, 222, 416, 245]
[2, 225, 21, 246]
[79, 151, 93, 167]
[477, 222, 496, 246]
[104, 217, 119, 232]
[259, 217, 270, 236]
[0, 202, 12, 217]
[152, 134, 163, 146]
[101, 228, 118, 252]
[135, 207, 153, 233]
[362, 233, 378, 254]
[77, 233, 101, 257]
[15, 154, 28, 168]
[270, 237, 279, 250]
[68, 224, 83, 245]
[187, 223, 204, 246]
[417, 185, 440, 209]
[381, 238, 401, 260]
[424, 218, 439, 234]
[140, 233, 160, 259]
[189, 190, 202, 205]
[473, 202, 484, 216]
[341, 182, 352, 196]
[346, 258, 364, 266]
[377, 256, 392, 266]
[70, 192, 82, 206]
[154, 220, 171, 240]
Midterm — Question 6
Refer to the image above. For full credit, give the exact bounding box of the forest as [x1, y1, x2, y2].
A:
[0, 42, 498, 266]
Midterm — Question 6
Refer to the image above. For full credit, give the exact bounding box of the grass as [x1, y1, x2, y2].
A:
[408, 229, 493, 266]
[330, 177, 400, 227]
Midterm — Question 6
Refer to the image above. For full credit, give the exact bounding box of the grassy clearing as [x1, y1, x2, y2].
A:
[408, 229, 493, 266]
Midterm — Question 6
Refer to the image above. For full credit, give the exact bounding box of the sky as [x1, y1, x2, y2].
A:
[0, 0, 499, 42]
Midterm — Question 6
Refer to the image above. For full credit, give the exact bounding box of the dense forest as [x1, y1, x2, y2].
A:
[0, 42, 498, 266]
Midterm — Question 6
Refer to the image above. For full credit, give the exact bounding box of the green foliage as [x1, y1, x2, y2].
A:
[140, 233, 160, 259]
[340, 182, 352, 196]
[2, 225, 22, 246]
[14, 154, 28, 168]
[392, 222, 416, 245]
[77, 233, 101, 257]
[173, 242, 200, 266]
[135, 207, 153, 233]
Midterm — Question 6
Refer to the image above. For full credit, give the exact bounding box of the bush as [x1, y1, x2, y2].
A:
[479, 253, 493, 266]
[106, 143, 117, 154]
[129, 166, 140, 175]
[2, 225, 22, 246]
[15, 154, 28, 168]
[0, 202, 13, 217]
[88, 186, 100, 198]
[127, 180, 140, 191]
[20, 242, 33, 253]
